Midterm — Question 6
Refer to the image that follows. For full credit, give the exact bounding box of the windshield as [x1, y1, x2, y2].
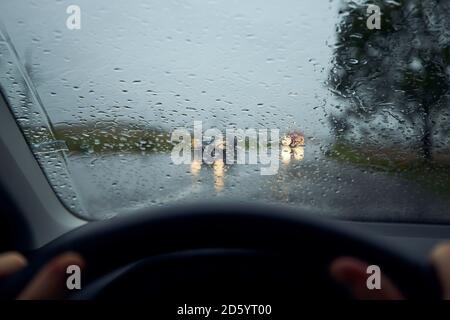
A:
[1, 0, 450, 222]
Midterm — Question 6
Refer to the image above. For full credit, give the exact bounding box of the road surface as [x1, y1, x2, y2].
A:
[66, 146, 450, 223]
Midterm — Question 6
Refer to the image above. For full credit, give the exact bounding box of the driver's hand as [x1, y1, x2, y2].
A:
[330, 243, 450, 300]
[0, 251, 85, 300]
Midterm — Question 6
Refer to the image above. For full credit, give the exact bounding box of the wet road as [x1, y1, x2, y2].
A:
[66, 145, 450, 222]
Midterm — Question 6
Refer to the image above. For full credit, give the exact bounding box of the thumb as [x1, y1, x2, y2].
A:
[0, 252, 27, 278]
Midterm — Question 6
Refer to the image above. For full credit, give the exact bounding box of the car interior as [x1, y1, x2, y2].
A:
[1, 0, 450, 308]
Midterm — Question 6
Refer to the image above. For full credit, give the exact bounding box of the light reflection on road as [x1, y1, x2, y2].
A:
[188, 146, 306, 193]
[190, 159, 202, 177]
[213, 159, 225, 192]
[281, 146, 305, 165]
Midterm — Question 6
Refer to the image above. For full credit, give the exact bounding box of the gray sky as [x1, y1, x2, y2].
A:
[1, 0, 342, 139]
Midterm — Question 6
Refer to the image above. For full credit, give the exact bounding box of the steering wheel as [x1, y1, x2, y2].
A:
[0, 203, 442, 300]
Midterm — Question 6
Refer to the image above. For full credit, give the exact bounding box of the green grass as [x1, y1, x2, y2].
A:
[25, 123, 282, 155]
[36, 123, 173, 154]
[327, 143, 450, 198]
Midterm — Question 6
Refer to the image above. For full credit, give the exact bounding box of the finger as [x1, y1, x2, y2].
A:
[0, 252, 27, 278]
[430, 243, 450, 300]
[330, 257, 404, 300]
[17, 252, 85, 300]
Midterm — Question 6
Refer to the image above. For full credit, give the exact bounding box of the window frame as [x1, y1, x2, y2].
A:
[0, 91, 85, 248]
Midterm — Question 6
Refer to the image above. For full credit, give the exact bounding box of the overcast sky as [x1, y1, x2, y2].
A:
[1, 0, 343, 139]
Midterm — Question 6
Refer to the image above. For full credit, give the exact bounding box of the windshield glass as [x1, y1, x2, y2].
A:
[1, 0, 450, 222]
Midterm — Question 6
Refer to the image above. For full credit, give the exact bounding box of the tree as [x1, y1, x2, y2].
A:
[329, 0, 450, 161]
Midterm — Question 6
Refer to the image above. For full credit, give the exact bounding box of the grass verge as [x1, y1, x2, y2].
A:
[327, 142, 450, 198]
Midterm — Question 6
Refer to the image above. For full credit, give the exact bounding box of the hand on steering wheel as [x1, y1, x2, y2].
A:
[0, 204, 445, 301]
[0, 251, 85, 300]
[330, 243, 450, 300]
[2, 243, 450, 300]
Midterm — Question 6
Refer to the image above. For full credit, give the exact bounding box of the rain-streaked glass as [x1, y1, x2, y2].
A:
[1, 0, 450, 222]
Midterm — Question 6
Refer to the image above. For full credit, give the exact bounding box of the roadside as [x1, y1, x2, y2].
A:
[327, 143, 450, 199]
